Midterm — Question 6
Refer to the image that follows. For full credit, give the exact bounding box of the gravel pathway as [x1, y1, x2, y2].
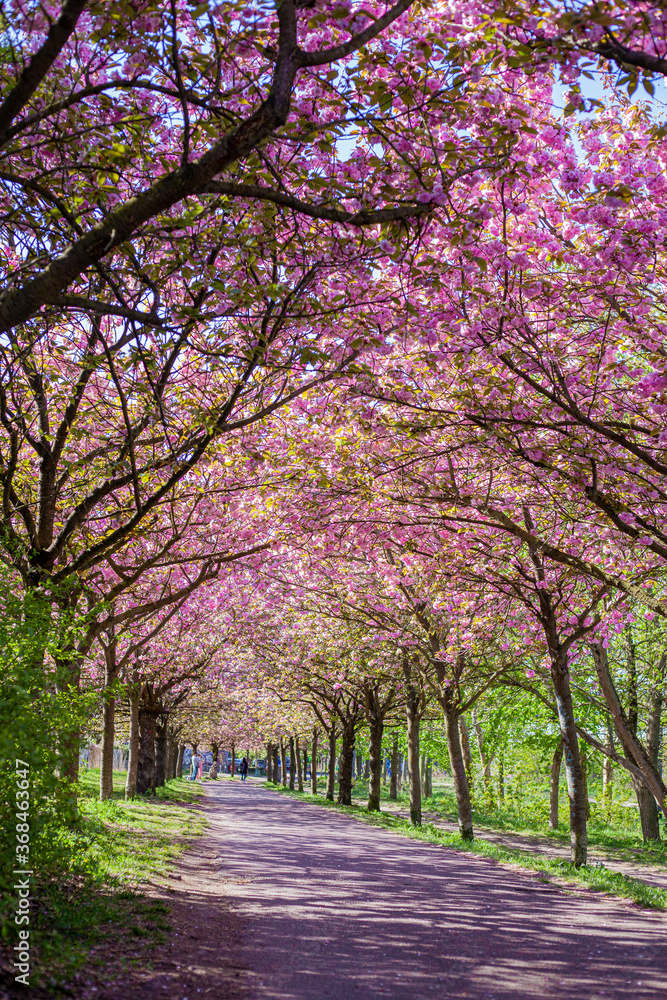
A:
[210, 780, 667, 1000]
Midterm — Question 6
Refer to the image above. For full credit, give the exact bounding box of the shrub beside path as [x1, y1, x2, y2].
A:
[104, 777, 666, 1000]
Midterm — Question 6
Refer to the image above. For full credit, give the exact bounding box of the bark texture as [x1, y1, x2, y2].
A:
[406, 690, 422, 826]
[100, 644, 118, 801]
[326, 725, 336, 801]
[591, 642, 667, 827]
[289, 736, 296, 790]
[136, 689, 160, 795]
[337, 723, 355, 805]
[125, 682, 142, 799]
[389, 733, 399, 801]
[154, 715, 168, 788]
[442, 687, 473, 841]
[311, 729, 318, 795]
[549, 739, 563, 830]
[367, 714, 384, 812]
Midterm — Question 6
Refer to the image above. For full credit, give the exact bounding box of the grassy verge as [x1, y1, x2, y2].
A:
[268, 784, 667, 911]
[348, 781, 667, 867]
[27, 769, 206, 994]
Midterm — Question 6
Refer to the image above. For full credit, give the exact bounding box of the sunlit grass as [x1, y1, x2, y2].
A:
[270, 783, 667, 910]
[31, 770, 205, 992]
[343, 777, 667, 867]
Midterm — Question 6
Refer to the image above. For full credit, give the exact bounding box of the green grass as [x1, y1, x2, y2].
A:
[346, 779, 667, 867]
[268, 783, 667, 911]
[29, 769, 206, 993]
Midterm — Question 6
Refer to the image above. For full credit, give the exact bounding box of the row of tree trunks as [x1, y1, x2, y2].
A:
[100, 678, 189, 799]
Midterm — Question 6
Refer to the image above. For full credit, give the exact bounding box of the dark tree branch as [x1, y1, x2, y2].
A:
[205, 180, 433, 225]
[0, 0, 89, 138]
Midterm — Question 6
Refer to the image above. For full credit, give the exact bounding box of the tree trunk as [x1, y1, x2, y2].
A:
[337, 723, 355, 806]
[177, 743, 185, 778]
[591, 643, 667, 821]
[472, 708, 493, 806]
[647, 686, 663, 770]
[363, 757, 369, 780]
[301, 741, 307, 790]
[266, 743, 273, 783]
[273, 744, 280, 784]
[551, 652, 587, 866]
[389, 732, 399, 801]
[56, 652, 82, 812]
[459, 714, 474, 794]
[633, 775, 661, 840]
[326, 725, 336, 801]
[580, 741, 591, 821]
[289, 736, 296, 790]
[420, 752, 426, 789]
[136, 693, 159, 796]
[125, 682, 142, 799]
[549, 738, 563, 831]
[165, 737, 173, 779]
[280, 741, 287, 788]
[231, 744, 236, 780]
[367, 714, 384, 812]
[381, 747, 388, 786]
[154, 716, 168, 788]
[311, 729, 318, 795]
[424, 759, 432, 799]
[602, 754, 613, 818]
[637, 686, 664, 841]
[442, 689, 473, 841]
[100, 649, 118, 801]
[406, 689, 422, 826]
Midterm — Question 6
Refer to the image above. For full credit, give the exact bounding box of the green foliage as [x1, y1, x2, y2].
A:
[0, 583, 99, 921]
[16, 771, 204, 990]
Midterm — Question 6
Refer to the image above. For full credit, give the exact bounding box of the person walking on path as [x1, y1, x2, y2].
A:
[189, 750, 199, 782]
[196, 752, 204, 782]
[240, 757, 248, 782]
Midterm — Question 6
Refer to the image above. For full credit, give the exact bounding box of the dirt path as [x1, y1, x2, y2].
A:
[89, 779, 667, 1000]
[193, 779, 667, 999]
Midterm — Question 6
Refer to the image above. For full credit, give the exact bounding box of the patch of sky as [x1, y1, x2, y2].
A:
[553, 66, 667, 160]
